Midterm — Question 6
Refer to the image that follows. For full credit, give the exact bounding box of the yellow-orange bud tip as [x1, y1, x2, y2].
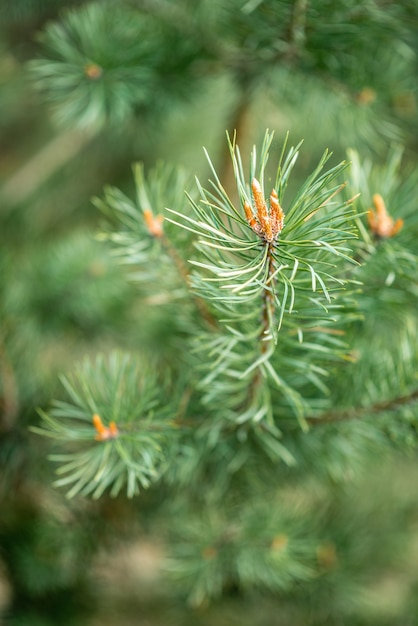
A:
[84, 63, 103, 80]
[144, 208, 164, 238]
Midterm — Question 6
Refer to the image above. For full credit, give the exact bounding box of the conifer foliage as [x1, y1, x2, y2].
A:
[35, 128, 418, 605]
[36, 132, 360, 485]
[2, 0, 418, 623]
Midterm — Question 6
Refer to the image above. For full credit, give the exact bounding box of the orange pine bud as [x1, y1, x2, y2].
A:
[109, 421, 119, 437]
[391, 218, 404, 236]
[269, 188, 285, 236]
[144, 208, 164, 238]
[252, 178, 272, 241]
[368, 194, 403, 238]
[84, 63, 103, 80]
[93, 414, 119, 441]
[243, 200, 258, 231]
[93, 413, 106, 439]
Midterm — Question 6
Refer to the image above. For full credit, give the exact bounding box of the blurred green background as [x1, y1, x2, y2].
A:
[1, 1, 418, 624]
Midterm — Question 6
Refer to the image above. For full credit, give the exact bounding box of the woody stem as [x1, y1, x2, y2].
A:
[247, 242, 276, 402]
[160, 235, 217, 329]
[0, 338, 19, 432]
[307, 388, 418, 425]
[260, 243, 276, 353]
[219, 87, 252, 199]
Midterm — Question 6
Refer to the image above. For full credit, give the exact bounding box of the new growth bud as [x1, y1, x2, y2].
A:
[93, 414, 119, 441]
[243, 178, 285, 243]
[368, 194, 403, 238]
[144, 208, 164, 238]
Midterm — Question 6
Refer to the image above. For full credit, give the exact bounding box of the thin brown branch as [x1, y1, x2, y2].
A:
[260, 243, 276, 353]
[247, 242, 276, 403]
[1, 128, 97, 210]
[160, 234, 217, 329]
[218, 89, 253, 200]
[0, 341, 19, 432]
[290, 0, 309, 48]
[307, 389, 418, 426]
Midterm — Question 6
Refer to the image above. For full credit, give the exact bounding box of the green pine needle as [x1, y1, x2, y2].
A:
[33, 352, 174, 498]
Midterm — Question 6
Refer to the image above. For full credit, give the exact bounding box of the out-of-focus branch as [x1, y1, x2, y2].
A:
[1, 128, 97, 209]
[308, 389, 418, 426]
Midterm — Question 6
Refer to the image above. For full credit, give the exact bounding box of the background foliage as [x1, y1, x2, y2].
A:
[1, 1, 418, 625]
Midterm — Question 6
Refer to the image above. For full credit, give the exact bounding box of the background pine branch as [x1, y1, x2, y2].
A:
[1, 1, 418, 625]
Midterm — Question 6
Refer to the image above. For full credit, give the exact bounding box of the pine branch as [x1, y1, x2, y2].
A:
[33, 352, 175, 498]
[308, 389, 418, 426]
[160, 233, 217, 329]
[95, 162, 217, 328]
[167, 494, 315, 606]
[218, 83, 253, 198]
[260, 242, 277, 352]
[1, 128, 96, 209]
[169, 131, 359, 439]
[0, 339, 19, 432]
[35, 131, 369, 501]
[289, 0, 309, 50]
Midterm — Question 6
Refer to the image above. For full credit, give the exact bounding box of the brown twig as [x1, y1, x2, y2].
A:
[246, 242, 277, 404]
[307, 389, 418, 426]
[0, 341, 19, 432]
[1, 128, 97, 210]
[218, 88, 253, 200]
[260, 243, 277, 353]
[160, 234, 217, 329]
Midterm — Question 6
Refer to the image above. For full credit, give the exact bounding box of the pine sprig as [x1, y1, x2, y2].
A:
[33, 132, 366, 496]
[30, 4, 157, 128]
[169, 131, 358, 324]
[95, 162, 189, 294]
[169, 131, 359, 435]
[29, 2, 209, 129]
[167, 495, 315, 607]
[32, 352, 175, 498]
[303, 148, 418, 433]
[95, 161, 217, 328]
[345, 147, 418, 319]
[33, 132, 418, 507]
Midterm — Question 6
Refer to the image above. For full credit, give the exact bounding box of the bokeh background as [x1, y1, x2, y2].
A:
[1, 1, 418, 624]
